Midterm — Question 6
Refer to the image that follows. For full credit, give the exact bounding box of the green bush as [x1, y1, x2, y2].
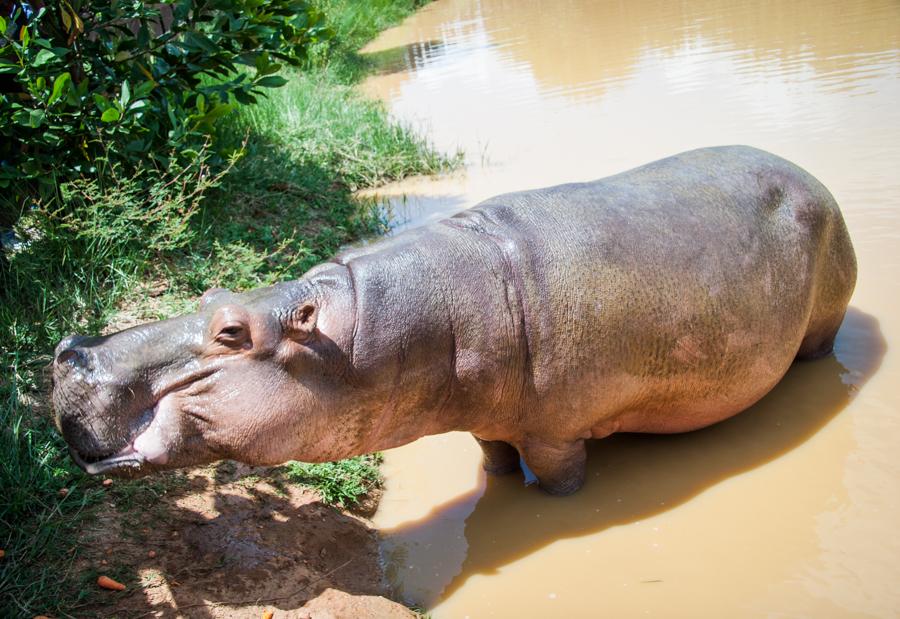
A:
[0, 0, 331, 221]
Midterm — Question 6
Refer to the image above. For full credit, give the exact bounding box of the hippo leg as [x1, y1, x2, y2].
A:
[796, 314, 844, 361]
[474, 436, 521, 475]
[521, 438, 587, 496]
[796, 325, 839, 360]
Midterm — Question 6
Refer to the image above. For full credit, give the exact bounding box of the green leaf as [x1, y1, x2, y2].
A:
[263, 63, 283, 76]
[60, 0, 85, 43]
[255, 75, 288, 88]
[254, 52, 269, 72]
[182, 32, 218, 54]
[93, 93, 110, 110]
[120, 80, 131, 107]
[192, 102, 233, 128]
[233, 90, 258, 105]
[101, 108, 121, 123]
[134, 80, 155, 98]
[28, 109, 45, 128]
[33, 49, 57, 67]
[48, 72, 72, 105]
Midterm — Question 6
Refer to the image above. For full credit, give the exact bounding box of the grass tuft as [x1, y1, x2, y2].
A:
[224, 71, 456, 191]
[279, 454, 384, 508]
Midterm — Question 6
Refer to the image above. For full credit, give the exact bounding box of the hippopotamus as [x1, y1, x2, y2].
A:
[52, 146, 856, 495]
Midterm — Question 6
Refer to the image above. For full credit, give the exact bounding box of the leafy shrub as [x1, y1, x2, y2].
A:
[0, 0, 332, 222]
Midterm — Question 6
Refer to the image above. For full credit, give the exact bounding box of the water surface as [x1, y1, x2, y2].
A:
[360, 1, 900, 616]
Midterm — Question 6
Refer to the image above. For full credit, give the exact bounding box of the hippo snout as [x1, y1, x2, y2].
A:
[52, 336, 148, 466]
[53, 375, 120, 463]
[51, 312, 215, 475]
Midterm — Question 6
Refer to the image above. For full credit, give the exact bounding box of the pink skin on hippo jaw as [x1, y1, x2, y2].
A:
[52, 281, 333, 477]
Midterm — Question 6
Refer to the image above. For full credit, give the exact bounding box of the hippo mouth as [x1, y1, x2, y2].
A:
[70, 441, 146, 475]
[69, 389, 185, 475]
[64, 363, 223, 474]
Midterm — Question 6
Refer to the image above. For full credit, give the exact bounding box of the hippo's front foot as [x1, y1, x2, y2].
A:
[522, 438, 587, 496]
[474, 436, 521, 475]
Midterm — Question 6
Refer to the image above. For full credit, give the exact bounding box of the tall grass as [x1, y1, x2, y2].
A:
[280, 453, 384, 507]
[1, 1, 455, 615]
[225, 71, 452, 190]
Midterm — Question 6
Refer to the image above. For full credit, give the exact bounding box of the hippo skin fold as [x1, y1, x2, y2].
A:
[52, 146, 856, 495]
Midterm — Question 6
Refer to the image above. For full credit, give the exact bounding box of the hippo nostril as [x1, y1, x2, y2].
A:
[56, 348, 86, 368]
[55, 334, 86, 357]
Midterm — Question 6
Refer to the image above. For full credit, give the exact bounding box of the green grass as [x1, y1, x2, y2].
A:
[226, 70, 454, 190]
[0, 1, 455, 615]
[279, 454, 384, 508]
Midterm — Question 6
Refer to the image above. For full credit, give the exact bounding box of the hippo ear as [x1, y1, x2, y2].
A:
[199, 287, 232, 310]
[284, 302, 318, 342]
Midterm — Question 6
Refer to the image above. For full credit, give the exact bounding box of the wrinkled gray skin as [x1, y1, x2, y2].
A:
[53, 146, 856, 495]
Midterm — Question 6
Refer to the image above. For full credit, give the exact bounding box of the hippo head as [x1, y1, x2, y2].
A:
[52, 277, 355, 477]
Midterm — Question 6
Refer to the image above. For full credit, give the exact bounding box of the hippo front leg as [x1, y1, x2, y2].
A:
[521, 438, 587, 496]
[474, 436, 521, 475]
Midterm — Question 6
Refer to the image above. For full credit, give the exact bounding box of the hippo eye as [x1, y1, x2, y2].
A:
[215, 323, 247, 345]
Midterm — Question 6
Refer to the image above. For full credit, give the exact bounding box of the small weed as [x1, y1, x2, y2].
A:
[278, 454, 384, 508]
[106, 472, 190, 511]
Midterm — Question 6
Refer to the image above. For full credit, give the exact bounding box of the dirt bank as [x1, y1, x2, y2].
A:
[74, 462, 412, 618]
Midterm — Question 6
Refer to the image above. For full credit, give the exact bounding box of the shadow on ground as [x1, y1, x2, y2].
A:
[77, 462, 386, 618]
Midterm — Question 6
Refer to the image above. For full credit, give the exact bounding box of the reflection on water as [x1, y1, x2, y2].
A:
[367, 39, 451, 76]
[360, 0, 900, 233]
[361, 0, 900, 616]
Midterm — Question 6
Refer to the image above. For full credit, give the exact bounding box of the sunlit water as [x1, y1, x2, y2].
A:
[359, 1, 900, 616]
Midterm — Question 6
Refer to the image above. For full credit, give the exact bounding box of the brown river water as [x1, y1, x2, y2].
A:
[357, 1, 900, 616]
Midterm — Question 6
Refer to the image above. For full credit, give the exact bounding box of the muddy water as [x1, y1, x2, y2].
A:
[360, 1, 900, 616]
